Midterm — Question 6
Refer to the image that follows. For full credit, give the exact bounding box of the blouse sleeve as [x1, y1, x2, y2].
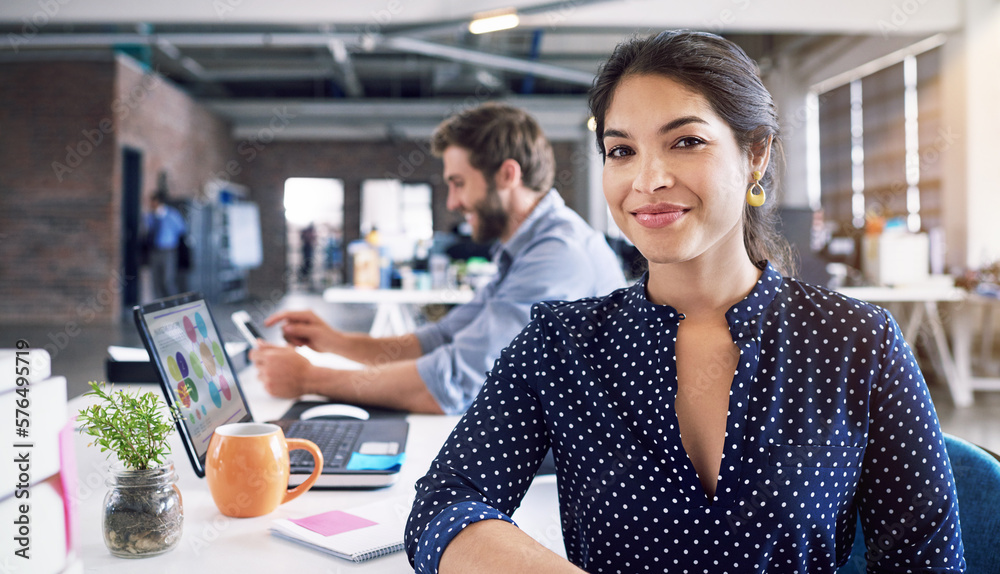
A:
[856, 309, 966, 572]
[405, 316, 553, 573]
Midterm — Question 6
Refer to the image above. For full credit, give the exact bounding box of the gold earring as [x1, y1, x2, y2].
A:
[746, 170, 765, 207]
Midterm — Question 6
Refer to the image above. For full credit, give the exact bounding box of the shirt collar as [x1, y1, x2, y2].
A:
[491, 189, 563, 268]
[628, 261, 784, 328]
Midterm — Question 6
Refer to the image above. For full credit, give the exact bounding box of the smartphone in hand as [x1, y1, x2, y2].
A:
[231, 310, 264, 348]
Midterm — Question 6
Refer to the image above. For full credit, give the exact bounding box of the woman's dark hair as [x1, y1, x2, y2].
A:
[589, 30, 794, 275]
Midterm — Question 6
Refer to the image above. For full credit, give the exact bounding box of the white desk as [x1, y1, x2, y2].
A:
[323, 288, 476, 337]
[836, 285, 1000, 408]
[71, 372, 462, 573]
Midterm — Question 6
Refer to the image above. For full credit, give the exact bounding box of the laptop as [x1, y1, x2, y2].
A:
[133, 292, 409, 488]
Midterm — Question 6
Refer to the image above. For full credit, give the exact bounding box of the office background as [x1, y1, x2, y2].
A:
[0, 0, 998, 450]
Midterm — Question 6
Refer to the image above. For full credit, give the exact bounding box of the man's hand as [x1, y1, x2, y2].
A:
[248, 342, 316, 398]
[249, 341, 443, 413]
[264, 310, 341, 353]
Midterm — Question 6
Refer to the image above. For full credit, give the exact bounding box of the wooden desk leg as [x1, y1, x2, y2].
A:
[945, 302, 977, 408]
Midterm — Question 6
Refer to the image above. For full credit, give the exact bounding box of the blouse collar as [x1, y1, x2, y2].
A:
[626, 261, 784, 328]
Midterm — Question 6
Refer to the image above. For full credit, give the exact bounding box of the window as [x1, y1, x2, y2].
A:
[283, 177, 345, 287]
[360, 179, 433, 262]
[814, 42, 944, 235]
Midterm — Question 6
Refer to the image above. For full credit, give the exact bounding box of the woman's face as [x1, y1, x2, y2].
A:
[601, 74, 756, 268]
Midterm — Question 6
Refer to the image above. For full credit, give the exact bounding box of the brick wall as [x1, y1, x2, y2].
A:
[114, 56, 236, 306]
[116, 57, 235, 206]
[0, 54, 234, 324]
[238, 139, 586, 299]
[0, 56, 119, 324]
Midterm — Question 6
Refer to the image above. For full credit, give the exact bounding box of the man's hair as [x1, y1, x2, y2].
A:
[431, 102, 555, 193]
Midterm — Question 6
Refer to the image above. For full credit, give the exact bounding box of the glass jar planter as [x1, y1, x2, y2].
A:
[103, 462, 183, 558]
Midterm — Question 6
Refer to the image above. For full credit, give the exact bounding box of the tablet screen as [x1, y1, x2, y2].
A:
[138, 297, 252, 468]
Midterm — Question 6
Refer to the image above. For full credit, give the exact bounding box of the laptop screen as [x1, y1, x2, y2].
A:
[136, 294, 252, 473]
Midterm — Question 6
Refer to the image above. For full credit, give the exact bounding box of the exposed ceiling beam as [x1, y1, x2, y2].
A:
[2, 31, 599, 87]
[205, 96, 592, 141]
[0, 32, 360, 50]
[382, 36, 594, 86]
[196, 66, 335, 81]
[328, 39, 364, 98]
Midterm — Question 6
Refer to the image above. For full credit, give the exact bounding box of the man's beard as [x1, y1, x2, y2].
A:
[470, 182, 508, 244]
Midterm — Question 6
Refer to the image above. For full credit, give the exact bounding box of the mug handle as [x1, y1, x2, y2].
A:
[283, 438, 324, 504]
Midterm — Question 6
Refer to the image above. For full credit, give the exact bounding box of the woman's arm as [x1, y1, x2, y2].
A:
[440, 520, 585, 574]
[406, 311, 561, 572]
[857, 310, 965, 572]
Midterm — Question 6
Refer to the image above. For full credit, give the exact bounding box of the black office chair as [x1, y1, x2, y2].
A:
[837, 433, 1000, 573]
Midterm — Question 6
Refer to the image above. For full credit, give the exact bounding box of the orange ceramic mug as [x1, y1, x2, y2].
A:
[206, 422, 323, 518]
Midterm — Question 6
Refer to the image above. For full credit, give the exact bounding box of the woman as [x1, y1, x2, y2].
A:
[405, 30, 965, 573]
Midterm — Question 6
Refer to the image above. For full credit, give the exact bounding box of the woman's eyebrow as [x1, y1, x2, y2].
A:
[603, 128, 630, 140]
[658, 115, 708, 135]
[603, 116, 709, 141]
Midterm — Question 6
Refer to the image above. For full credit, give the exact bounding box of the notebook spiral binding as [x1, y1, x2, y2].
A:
[354, 541, 405, 562]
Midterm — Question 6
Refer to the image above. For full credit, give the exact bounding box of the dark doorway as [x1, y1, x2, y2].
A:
[121, 147, 143, 312]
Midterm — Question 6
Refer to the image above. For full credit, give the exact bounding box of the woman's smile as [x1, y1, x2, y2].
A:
[630, 202, 690, 228]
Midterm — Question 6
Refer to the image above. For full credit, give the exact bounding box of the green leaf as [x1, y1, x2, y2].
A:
[75, 381, 176, 470]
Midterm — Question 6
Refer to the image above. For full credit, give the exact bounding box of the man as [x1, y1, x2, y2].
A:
[250, 103, 626, 414]
[145, 188, 187, 299]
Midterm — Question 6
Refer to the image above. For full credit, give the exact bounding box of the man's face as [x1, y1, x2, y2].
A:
[442, 146, 508, 243]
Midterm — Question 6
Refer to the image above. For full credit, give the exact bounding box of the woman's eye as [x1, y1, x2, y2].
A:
[606, 146, 633, 158]
[674, 136, 705, 148]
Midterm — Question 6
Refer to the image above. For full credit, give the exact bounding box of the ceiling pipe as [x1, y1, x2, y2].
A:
[1, 31, 596, 87]
[0, 32, 360, 49]
[383, 36, 594, 87]
[328, 39, 364, 98]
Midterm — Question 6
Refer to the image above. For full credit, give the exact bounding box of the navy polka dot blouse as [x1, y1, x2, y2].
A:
[406, 263, 966, 573]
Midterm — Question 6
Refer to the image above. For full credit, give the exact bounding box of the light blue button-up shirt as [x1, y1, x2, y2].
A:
[414, 190, 626, 414]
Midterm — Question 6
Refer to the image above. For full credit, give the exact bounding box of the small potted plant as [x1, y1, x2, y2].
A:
[77, 381, 183, 558]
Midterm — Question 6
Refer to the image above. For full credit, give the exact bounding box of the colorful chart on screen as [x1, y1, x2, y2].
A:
[142, 300, 248, 456]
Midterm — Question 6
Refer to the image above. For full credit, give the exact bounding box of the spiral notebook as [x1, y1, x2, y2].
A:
[269, 496, 411, 562]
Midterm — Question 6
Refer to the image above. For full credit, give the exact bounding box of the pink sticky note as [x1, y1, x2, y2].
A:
[290, 510, 378, 537]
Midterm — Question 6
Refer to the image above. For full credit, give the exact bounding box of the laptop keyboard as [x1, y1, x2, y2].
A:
[286, 420, 363, 469]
